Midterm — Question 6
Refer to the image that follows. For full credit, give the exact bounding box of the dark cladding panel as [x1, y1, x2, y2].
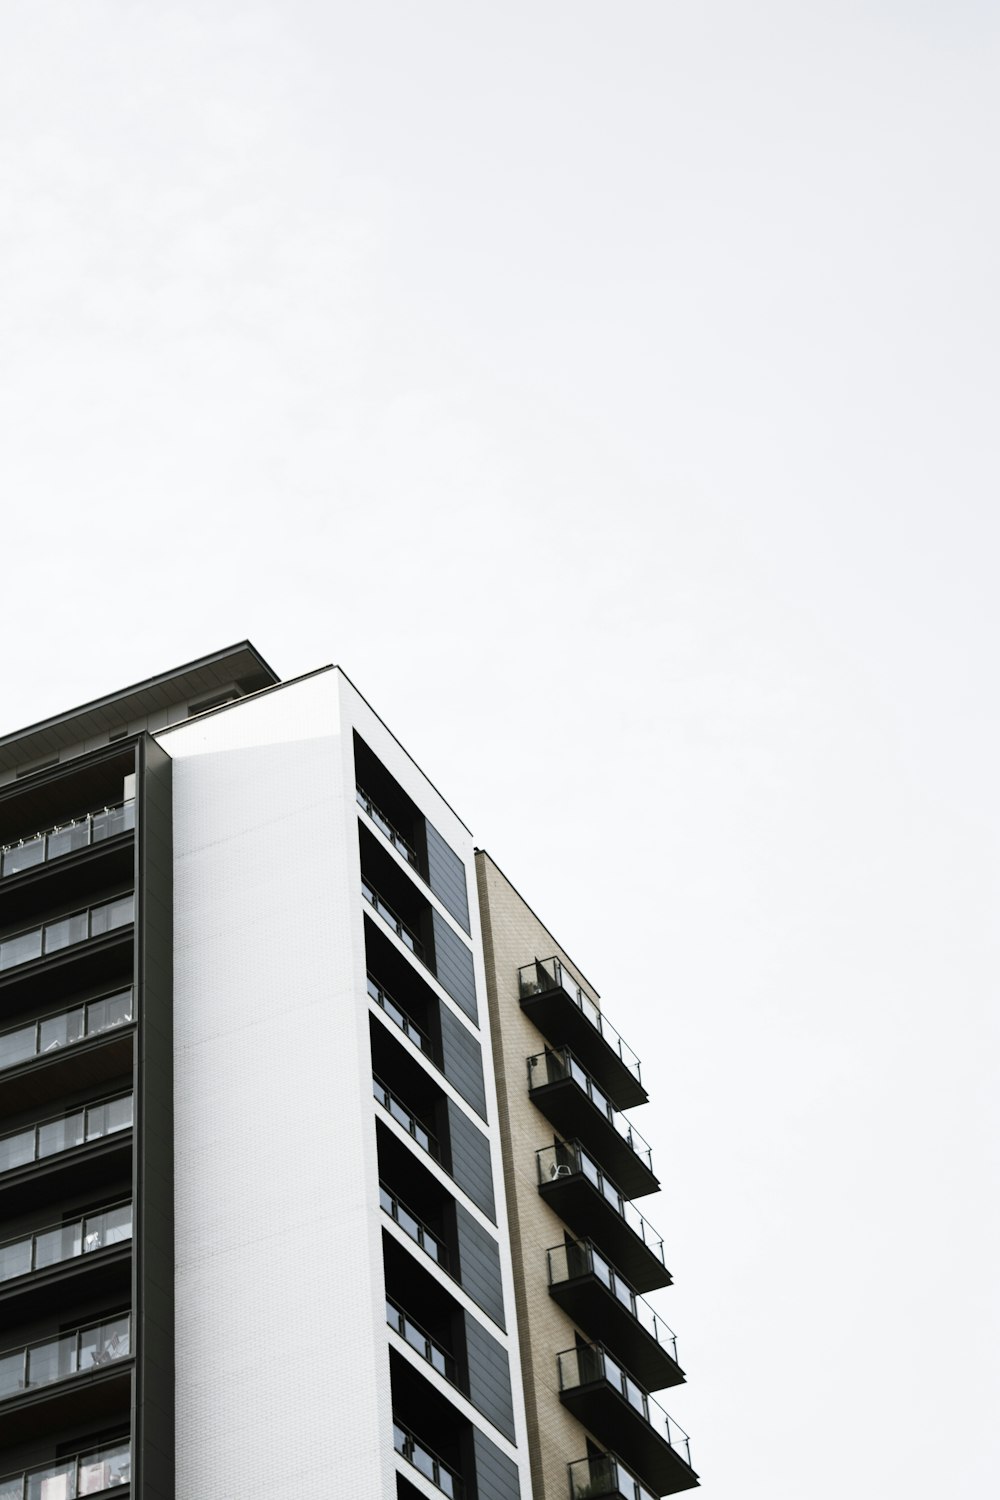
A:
[439, 1005, 488, 1121]
[425, 820, 471, 934]
[464, 1314, 516, 1442]
[455, 1203, 505, 1330]
[447, 1099, 496, 1222]
[472, 1426, 521, 1500]
[432, 911, 478, 1024]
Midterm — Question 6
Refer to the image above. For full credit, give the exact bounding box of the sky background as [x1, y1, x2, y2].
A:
[1, 2, 997, 1494]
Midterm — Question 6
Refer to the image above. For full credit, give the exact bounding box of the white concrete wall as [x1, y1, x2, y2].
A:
[159, 670, 394, 1500]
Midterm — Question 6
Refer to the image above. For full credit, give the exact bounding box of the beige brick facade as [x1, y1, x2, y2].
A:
[475, 850, 606, 1500]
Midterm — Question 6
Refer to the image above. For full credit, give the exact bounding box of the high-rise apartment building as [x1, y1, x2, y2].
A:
[0, 645, 698, 1500]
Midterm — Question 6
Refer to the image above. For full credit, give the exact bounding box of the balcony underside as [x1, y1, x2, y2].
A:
[529, 1080, 658, 1198]
[549, 1274, 685, 1391]
[0, 1133, 132, 1220]
[0, 1029, 134, 1121]
[520, 990, 647, 1108]
[0, 929, 133, 1009]
[0, 837, 134, 931]
[539, 1176, 670, 1292]
[0, 1242, 131, 1322]
[0, 1363, 132, 1449]
[560, 1384, 699, 1495]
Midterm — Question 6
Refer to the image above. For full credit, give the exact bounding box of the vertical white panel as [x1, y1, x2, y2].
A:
[159, 672, 393, 1500]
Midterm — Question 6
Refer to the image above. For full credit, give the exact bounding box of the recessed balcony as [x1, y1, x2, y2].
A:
[528, 1049, 657, 1197]
[518, 958, 646, 1108]
[558, 1344, 698, 1496]
[0, 1312, 131, 1405]
[357, 785, 420, 871]
[0, 896, 134, 978]
[537, 1143, 670, 1292]
[379, 1182, 451, 1275]
[363, 879, 425, 961]
[0, 1201, 132, 1290]
[0, 1094, 133, 1181]
[1, 801, 134, 881]
[373, 1075, 440, 1162]
[386, 1298, 458, 1386]
[393, 1417, 463, 1499]
[0, 991, 133, 1076]
[0, 1437, 130, 1500]
[547, 1239, 684, 1391]
[368, 974, 433, 1057]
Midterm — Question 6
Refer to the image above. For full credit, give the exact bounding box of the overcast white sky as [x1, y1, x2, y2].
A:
[1, 2, 997, 1494]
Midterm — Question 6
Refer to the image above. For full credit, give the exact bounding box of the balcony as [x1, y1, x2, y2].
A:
[0, 896, 134, 977]
[518, 958, 646, 1108]
[363, 879, 425, 961]
[0, 1094, 133, 1180]
[528, 1049, 657, 1197]
[0, 1201, 132, 1288]
[0, 1313, 131, 1404]
[0, 1438, 130, 1500]
[0, 990, 133, 1075]
[387, 1298, 458, 1385]
[547, 1239, 683, 1391]
[357, 786, 420, 870]
[374, 1075, 440, 1161]
[567, 1451, 661, 1500]
[1, 802, 134, 881]
[368, 974, 432, 1056]
[557, 1344, 697, 1496]
[537, 1143, 670, 1292]
[380, 1182, 450, 1274]
[393, 1418, 463, 1499]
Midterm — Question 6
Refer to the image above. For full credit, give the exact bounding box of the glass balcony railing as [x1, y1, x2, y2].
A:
[0, 895, 134, 975]
[0, 1439, 131, 1500]
[0, 1313, 131, 1403]
[0, 1093, 133, 1177]
[373, 1075, 439, 1160]
[367, 974, 429, 1055]
[0, 989, 133, 1074]
[379, 1183, 449, 1271]
[393, 1418, 462, 1499]
[558, 1344, 692, 1469]
[547, 1240, 678, 1363]
[362, 879, 424, 959]
[356, 786, 419, 868]
[0, 1200, 132, 1285]
[528, 1049, 653, 1171]
[536, 1143, 665, 1268]
[1, 801, 135, 881]
[567, 1452, 658, 1500]
[386, 1298, 457, 1383]
[518, 958, 642, 1087]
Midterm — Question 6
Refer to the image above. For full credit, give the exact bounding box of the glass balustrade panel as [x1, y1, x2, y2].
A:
[0, 931, 42, 970]
[79, 1315, 130, 1370]
[37, 1113, 85, 1159]
[26, 1463, 75, 1500]
[87, 1096, 133, 1139]
[0, 1129, 35, 1174]
[0, 1238, 32, 1283]
[44, 913, 88, 954]
[35, 1222, 82, 1269]
[0, 1024, 36, 1071]
[87, 990, 133, 1036]
[2, 837, 46, 876]
[46, 821, 90, 859]
[0, 1351, 23, 1399]
[39, 1008, 86, 1055]
[90, 896, 133, 936]
[78, 1442, 131, 1493]
[27, 1331, 78, 1389]
[86, 1204, 132, 1250]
